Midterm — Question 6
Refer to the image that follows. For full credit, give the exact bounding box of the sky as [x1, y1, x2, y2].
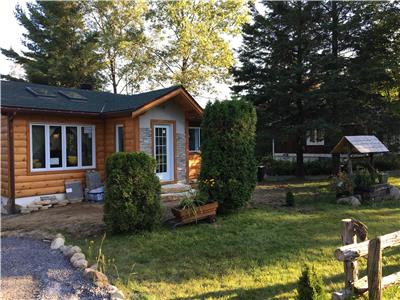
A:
[0, 0, 245, 107]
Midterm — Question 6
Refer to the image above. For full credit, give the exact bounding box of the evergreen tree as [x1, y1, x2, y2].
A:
[1, 1, 103, 88]
[233, 1, 325, 177]
[233, 1, 400, 176]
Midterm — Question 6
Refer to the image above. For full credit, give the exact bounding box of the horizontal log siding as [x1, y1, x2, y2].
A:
[12, 114, 105, 198]
[188, 152, 201, 182]
[1, 114, 10, 197]
[104, 116, 138, 161]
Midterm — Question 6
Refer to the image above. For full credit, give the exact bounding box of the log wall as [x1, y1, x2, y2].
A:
[12, 113, 105, 198]
[1, 114, 10, 197]
[188, 152, 201, 182]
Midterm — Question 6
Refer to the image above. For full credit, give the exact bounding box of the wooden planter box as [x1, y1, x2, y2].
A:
[171, 202, 218, 224]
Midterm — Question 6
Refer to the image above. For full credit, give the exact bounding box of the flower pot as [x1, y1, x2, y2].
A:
[171, 202, 218, 224]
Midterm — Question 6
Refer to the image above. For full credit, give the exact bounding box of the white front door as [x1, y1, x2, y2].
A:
[154, 124, 174, 181]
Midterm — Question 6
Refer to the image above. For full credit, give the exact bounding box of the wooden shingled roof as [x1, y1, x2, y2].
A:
[331, 135, 389, 154]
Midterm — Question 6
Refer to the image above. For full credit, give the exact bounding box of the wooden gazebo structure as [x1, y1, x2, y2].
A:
[331, 136, 389, 175]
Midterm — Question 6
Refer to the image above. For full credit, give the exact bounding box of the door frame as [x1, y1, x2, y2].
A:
[150, 119, 177, 183]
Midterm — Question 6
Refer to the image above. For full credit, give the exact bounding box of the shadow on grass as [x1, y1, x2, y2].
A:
[172, 281, 298, 300]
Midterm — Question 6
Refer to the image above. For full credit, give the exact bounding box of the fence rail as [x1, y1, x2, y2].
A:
[332, 219, 400, 300]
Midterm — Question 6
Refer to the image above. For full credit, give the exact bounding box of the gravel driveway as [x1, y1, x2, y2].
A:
[1, 237, 109, 300]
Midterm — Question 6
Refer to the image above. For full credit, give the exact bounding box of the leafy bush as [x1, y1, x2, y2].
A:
[332, 171, 354, 196]
[103, 152, 161, 233]
[353, 153, 400, 171]
[353, 168, 377, 191]
[286, 191, 295, 207]
[261, 156, 332, 176]
[199, 99, 257, 212]
[297, 265, 326, 300]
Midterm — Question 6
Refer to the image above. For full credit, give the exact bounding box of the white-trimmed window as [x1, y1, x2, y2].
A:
[115, 124, 124, 152]
[189, 127, 201, 152]
[306, 129, 324, 146]
[30, 123, 96, 171]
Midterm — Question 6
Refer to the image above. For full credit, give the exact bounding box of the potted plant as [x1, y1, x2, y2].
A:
[171, 192, 218, 224]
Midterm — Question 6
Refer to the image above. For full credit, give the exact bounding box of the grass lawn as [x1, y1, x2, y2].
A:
[73, 177, 400, 299]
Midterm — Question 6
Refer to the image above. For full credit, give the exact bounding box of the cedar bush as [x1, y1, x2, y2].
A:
[297, 265, 326, 300]
[199, 99, 257, 212]
[286, 191, 295, 207]
[103, 152, 161, 233]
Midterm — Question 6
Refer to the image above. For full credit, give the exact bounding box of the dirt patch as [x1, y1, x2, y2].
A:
[1, 203, 105, 239]
[251, 179, 330, 208]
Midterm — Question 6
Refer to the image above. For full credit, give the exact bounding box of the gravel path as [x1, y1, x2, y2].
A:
[1, 237, 109, 300]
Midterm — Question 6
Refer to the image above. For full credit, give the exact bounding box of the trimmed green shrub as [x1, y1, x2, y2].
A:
[297, 265, 326, 300]
[103, 152, 161, 233]
[353, 153, 400, 171]
[260, 157, 332, 176]
[286, 191, 295, 207]
[199, 99, 257, 212]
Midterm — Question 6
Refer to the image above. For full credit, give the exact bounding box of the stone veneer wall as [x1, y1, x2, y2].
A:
[139, 128, 187, 183]
[140, 128, 152, 156]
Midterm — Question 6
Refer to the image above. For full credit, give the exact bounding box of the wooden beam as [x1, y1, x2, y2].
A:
[335, 231, 400, 261]
[354, 272, 400, 294]
[342, 219, 358, 291]
[368, 237, 382, 300]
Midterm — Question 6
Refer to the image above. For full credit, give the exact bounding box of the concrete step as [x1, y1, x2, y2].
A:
[161, 183, 192, 194]
[161, 191, 194, 203]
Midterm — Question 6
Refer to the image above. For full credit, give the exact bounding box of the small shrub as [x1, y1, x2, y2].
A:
[261, 157, 332, 176]
[103, 152, 161, 233]
[332, 171, 354, 196]
[286, 191, 295, 206]
[297, 265, 326, 300]
[199, 99, 257, 212]
[353, 168, 377, 191]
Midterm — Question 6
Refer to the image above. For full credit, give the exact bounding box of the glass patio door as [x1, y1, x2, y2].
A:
[154, 124, 174, 181]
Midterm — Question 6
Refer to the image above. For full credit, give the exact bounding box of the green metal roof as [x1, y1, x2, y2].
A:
[1, 80, 182, 114]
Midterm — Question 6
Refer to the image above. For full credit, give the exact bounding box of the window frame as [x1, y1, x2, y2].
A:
[189, 127, 201, 152]
[30, 123, 96, 172]
[115, 124, 124, 152]
[306, 129, 325, 146]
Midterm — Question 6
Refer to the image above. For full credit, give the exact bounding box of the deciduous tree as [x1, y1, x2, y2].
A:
[150, 0, 250, 95]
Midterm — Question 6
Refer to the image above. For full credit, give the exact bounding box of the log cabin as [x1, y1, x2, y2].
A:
[1, 80, 203, 212]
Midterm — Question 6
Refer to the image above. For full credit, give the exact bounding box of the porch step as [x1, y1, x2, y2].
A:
[161, 191, 194, 203]
[161, 183, 192, 194]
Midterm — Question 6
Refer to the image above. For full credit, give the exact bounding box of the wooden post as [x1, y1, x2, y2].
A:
[368, 237, 382, 300]
[342, 219, 358, 291]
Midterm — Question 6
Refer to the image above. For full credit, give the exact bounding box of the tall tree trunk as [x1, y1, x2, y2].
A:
[296, 134, 305, 178]
[331, 1, 341, 175]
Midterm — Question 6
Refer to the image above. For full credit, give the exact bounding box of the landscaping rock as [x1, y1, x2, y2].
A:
[83, 268, 109, 287]
[63, 245, 81, 257]
[70, 252, 85, 264]
[337, 196, 361, 207]
[72, 258, 88, 269]
[62, 245, 72, 255]
[110, 288, 125, 300]
[20, 208, 31, 214]
[54, 200, 69, 207]
[390, 186, 400, 200]
[50, 237, 65, 250]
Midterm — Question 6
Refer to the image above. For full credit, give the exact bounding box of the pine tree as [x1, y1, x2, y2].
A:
[1, 1, 103, 88]
[233, 1, 325, 177]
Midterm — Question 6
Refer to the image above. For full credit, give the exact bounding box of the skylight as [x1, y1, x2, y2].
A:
[58, 90, 87, 101]
[26, 87, 56, 98]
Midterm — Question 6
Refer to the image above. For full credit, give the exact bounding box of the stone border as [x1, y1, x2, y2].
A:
[50, 233, 125, 300]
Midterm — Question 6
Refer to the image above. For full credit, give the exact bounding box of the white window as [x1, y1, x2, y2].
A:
[115, 124, 124, 152]
[30, 123, 96, 171]
[189, 127, 201, 152]
[306, 129, 324, 146]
